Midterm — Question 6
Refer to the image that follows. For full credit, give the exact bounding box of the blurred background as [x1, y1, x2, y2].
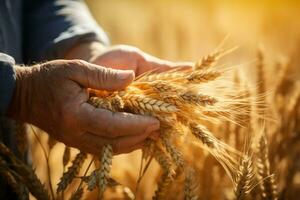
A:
[30, 0, 300, 199]
[85, 0, 300, 86]
[86, 0, 300, 63]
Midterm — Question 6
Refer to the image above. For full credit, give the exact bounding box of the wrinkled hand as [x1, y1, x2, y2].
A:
[7, 60, 160, 154]
[65, 42, 193, 76]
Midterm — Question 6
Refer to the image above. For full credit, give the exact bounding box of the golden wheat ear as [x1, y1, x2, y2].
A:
[57, 151, 87, 193]
[256, 135, 278, 200]
[135, 66, 190, 82]
[153, 145, 176, 200]
[184, 167, 200, 200]
[194, 46, 238, 70]
[188, 123, 241, 182]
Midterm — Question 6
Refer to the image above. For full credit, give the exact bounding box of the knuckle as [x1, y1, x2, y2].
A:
[70, 59, 88, 67]
[101, 68, 118, 84]
[117, 45, 140, 53]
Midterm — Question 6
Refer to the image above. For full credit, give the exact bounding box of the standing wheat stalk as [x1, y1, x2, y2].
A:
[256, 135, 278, 200]
[234, 155, 254, 200]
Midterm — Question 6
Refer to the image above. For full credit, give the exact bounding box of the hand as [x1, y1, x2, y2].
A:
[7, 60, 160, 154]
[65, 42, 193, 76]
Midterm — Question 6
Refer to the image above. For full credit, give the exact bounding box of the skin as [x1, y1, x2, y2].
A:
[7, 41, 192, 155]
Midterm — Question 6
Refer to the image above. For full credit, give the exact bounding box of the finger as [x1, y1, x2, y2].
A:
[68, 59, 135, 91]
[148, 131, 160, 140]
[137, 57, 193, 75]
[80, 131, 147, 155]
[78, 102, 160, 138]
[107, 129, 150, 154]
[116, 141, 144, 154]
[79, 132, 105, 155]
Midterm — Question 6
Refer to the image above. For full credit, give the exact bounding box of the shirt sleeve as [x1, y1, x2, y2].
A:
[23, 0, 110, 62]
[0, 53, 16, 116]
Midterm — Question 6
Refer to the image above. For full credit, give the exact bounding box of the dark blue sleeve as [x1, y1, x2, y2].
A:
[23, 0, 109, 62]
[0, 53, 16, 116]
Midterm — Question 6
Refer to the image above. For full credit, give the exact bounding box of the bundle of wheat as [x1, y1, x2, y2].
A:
[67, 48, 250, 200]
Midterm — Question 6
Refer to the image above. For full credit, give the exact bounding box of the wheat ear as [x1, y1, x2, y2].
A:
[122, 94, 178, 114]
[98, 144, 113, 199]
[188, 123, 239, 182]
[194, 46, 237, 70]
[180, 92, 217, 106]
[184, 168, 199, 200]
[57, 151, 87, 192]
[69, 187, 84, 200]
[187, 70, 221, 83]
[153, 147, 176, 200]
[256, 135, 278, 200]
[161, 133, 184, 171]
[234, 155, 254, 200]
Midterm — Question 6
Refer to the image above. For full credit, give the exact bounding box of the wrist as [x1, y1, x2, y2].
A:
[64, 41, 107, 62]
[7, 65, 37, 122]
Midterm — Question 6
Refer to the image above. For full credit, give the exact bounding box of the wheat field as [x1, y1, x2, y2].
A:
[1, 0, 300, 200]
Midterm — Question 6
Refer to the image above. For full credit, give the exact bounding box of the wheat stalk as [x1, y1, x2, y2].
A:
[256, 135, 278, 200]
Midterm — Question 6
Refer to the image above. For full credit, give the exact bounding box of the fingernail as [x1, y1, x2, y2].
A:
[117, 70, 134, 80]
[148, 131, 160, 140]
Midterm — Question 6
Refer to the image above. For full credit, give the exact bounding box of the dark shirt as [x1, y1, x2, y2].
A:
[0, 0, 109, 198]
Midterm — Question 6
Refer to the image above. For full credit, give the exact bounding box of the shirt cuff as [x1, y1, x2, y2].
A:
[0, 53, 16, 116]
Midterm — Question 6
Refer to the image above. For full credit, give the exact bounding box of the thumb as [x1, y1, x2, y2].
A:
[70, 60, 135, 91]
